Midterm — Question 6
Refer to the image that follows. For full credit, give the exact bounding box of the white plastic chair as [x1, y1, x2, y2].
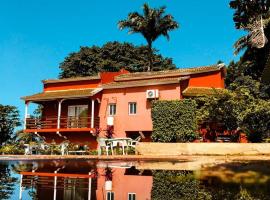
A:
[118, 140, 129, 155]
[128, 136, 141, 148]
[97, 138, 111, 156]
[60, 142, 69, 155]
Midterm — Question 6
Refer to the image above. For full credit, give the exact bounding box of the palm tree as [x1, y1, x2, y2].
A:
[233, 16, 268, 56]
[118, 3, 179, 71]
[233, 15, 270, 83]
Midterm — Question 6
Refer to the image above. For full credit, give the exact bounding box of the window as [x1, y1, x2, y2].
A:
[128, 193, 136, 200]
[108, 104, 116, 116]
[106, 192, 114, 200]
[129, 102, 137, 115]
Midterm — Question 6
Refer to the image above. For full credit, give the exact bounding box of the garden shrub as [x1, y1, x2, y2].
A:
[0, 144, 24, 155]
[151, 100, 198, 142]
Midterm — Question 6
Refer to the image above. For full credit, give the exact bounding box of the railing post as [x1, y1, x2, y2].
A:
[91, 99, 95, 128]
[24, 101, 30, 130]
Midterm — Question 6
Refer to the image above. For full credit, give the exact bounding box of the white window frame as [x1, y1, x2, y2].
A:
[108, 103, 116, 116]
[128, 102, 137, 115]
[106, 191, 114, 200]
[128, 193, 136, 200]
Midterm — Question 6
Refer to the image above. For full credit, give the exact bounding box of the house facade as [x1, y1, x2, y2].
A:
[21, 64, 225, 147]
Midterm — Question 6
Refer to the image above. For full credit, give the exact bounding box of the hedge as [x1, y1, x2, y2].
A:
[151, 171, 211, 200]
[151, 99, 198, 142]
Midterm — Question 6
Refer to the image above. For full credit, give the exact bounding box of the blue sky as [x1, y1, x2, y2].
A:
[0, 0, 244, 120]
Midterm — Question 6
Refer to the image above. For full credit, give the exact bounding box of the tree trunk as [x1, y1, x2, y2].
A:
[147, 41, 153, 71]
[262, 48, 270, 84]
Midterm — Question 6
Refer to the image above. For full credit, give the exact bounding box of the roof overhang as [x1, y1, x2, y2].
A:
[21, 88, 103, 102]
[114, 64, 225, 81]
[182, 87, 226, 97]
[42, 75, 101, 84]
[102, 76, 190, 89]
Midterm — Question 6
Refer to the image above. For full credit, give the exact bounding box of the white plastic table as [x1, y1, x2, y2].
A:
[104, 138, 132, 155]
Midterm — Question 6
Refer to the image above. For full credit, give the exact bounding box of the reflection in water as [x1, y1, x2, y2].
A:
[0, 160, 269, 199]
[0, 162, 17, 200]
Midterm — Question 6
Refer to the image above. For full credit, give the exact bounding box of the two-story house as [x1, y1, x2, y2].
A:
[21, 64, 225, 148]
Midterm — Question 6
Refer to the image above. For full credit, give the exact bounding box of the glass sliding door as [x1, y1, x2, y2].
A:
[67, 105, 88, 128]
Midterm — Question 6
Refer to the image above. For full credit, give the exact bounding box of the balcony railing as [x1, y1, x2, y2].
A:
[25, 116, 100, 130]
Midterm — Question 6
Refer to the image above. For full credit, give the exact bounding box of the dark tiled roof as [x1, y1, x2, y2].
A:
[114, 64, 225, 81]
[102, 77, 189, 89]
[21, 88, 102, 101]
[182, 87, 225, 97]
[42, 75, 100, 84]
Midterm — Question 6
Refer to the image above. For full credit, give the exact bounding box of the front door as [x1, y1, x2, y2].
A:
[67, 105, 88, 128]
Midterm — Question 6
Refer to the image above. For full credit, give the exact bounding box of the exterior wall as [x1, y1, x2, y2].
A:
[100, 70, 129, 84]
[188, 71, 225, 88]
[44, 79, 100, 92]
[99, 84, 181, 137]
[43, 70, 129, 92]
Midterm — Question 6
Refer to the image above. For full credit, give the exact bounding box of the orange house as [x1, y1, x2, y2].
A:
[21, 64, 225, 147]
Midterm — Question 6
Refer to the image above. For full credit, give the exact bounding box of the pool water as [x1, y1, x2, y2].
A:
[0, 159, 270, 200]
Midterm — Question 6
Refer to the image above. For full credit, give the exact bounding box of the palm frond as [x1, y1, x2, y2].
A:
[234, 35, 249, 55]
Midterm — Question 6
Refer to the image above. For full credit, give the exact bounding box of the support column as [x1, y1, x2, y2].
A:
[57, 100, 64, 130]
[91, 99, 95, 128]
[54, 171, 57, 200]
[88, 172, 92, 200]
[24, 101, 30, 130]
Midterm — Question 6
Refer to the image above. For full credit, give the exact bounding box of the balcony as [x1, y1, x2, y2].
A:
[25, 116, 100, 133]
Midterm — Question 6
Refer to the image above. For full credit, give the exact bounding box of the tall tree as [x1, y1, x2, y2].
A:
[0, 104, 21, 145]
[118, 3, 179, 71]
[59, 41, 176, 78]
[230, 0, 270, 82]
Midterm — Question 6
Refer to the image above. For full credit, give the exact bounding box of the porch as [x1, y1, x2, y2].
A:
[22, 88, 102, 134]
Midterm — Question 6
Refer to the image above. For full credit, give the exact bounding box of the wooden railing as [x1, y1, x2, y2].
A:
[26, 116, 100, 130]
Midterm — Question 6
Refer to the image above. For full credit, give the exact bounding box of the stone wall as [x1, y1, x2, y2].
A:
[136, 142, 270, 155]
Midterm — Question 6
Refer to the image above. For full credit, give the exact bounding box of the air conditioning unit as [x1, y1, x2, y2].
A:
[107, 116, 114, 126]
[146, 89, 159, 99]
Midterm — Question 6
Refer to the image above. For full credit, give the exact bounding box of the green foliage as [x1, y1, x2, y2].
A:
[0, 144, 24, 155]
[196, 90, 245, 130]
[15, 131, 43, 144]
[118, 3, 178, 71]
[242, 100, 270, 142]
[59, 41, 176, 78]
[0, 104, 21, 145]
[151, 100, 198, 142]
[229, 0, 269, 29]
[196, 88, 270, 142]
[151, 171, 211, 200]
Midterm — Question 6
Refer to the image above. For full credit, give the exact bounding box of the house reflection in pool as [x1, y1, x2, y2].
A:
[18, 161, 152, 200]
